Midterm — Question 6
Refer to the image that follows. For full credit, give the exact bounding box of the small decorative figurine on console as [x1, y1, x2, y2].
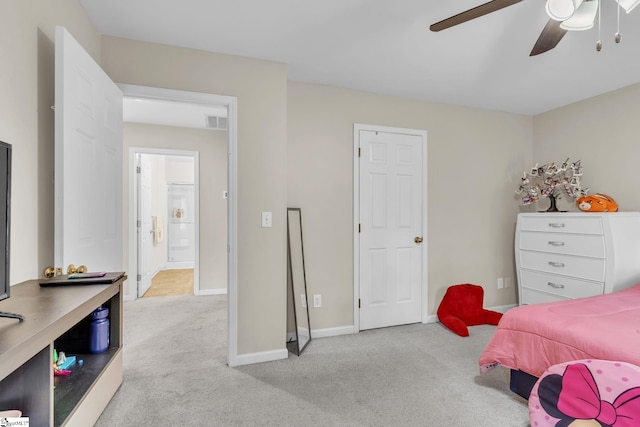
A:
[516, 158, 589, 212]
[577, 193, 619, 212]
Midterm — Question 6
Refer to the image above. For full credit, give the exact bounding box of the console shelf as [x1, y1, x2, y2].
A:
[0, 274, 125, 426]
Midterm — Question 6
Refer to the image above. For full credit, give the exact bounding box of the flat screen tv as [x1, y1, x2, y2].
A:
[0, 141, 22, 321]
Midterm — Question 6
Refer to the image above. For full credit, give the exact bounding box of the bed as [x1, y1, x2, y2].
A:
[478, 284, 640, 398]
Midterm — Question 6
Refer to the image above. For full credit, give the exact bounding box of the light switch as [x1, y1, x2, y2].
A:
[261, 211, 272, 228]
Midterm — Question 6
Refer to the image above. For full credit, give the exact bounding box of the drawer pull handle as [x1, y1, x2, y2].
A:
[548, 282, 565, 289]
[548, 261, 565, 268]
[548, 223, 566, 228]
[548, 241, 565, 246]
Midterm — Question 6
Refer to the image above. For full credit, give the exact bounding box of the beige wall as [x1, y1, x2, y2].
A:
[124, 123, 227, 292]
[166, 155, 195, 184]
[8, 0, 636, 357]
[1, 0, 100, 284]
[288, 82, 533, 330]
[534, 82, 640, 213]
[103, 37, 288, 355]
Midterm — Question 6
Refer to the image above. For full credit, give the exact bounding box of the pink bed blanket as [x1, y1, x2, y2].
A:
[478, 284, 640, 377]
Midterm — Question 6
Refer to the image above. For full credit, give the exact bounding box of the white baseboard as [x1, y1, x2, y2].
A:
[490, 304, 517, 313]
[289, 326, 351, 341]
[164, 262, 195, 270]
[240, 307, 516, 368]
[311, 325, 356, 338]
[196, 288, 227, 296]
[429, 304, 517, 326]
[424, 314, 439, 324]
[427, 304, 515, 324]
[311, 321, 452, 337]
[229, 348, 288, 367]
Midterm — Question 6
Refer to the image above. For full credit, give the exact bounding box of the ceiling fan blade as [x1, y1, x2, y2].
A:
[530, 19, 568, 56]
[430, 0, 523, 32]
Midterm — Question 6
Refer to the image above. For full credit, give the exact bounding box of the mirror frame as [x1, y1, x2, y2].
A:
[286, 208, 311, 355]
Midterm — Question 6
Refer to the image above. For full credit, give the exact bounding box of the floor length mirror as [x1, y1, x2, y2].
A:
[286, 208, 311, 355]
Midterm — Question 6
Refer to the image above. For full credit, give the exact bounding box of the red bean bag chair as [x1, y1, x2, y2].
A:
[437, 284, 503, 337]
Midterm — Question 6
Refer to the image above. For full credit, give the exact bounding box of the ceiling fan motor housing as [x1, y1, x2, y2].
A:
[546, 0, 582, 20]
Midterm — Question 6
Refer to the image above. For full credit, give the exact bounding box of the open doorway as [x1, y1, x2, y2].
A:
[134, 151, 200, 298]
[126, 122, 228, 300]
[120, 84, 241, 366]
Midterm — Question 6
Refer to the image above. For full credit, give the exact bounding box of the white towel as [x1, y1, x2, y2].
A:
[152, 216, 164, 245]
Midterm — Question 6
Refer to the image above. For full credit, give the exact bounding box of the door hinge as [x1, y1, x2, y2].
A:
[358, 147, 361, 157]
[136, 274, 141, 281]
[136, 220, 141, 227]
[358, 298, 361, 309]
[136, 166, 141, 173]
[358, 223, 361, 233]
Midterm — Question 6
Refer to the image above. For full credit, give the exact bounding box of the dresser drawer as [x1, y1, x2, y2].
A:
[520, 287, 569, 305]
[520, 269, 604, 299]
[519, 232, 605, 258]
[519, 216, 603, 234]
[519, 250, 605, 281]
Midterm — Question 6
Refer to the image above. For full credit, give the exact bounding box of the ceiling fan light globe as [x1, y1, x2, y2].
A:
[546, 0, 583, 20]
[618, 0, 640, 12]
[559, 0, 598, 30]
[560, 21, 594, 30]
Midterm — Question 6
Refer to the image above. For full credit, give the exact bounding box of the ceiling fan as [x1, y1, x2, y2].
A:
[430, 0, 640, 56]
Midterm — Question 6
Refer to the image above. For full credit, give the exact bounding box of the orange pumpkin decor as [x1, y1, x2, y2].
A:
[576, 193, 618, 212]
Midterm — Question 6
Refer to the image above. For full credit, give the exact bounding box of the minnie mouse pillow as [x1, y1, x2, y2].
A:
[529, 359, 640, 427]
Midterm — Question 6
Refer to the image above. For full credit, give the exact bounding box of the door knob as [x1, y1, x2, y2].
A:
[43, 266, 56, 278]
[67, 264, 88, 275]
[414, 236, 423, 244]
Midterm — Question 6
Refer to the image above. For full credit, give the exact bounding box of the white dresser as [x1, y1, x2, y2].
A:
[515, 212, 640, 305]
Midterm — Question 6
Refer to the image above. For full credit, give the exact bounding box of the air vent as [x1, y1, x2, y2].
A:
[206, 115, 228, 130]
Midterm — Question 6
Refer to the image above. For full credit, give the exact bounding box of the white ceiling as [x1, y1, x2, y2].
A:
[123, 97, 227, 130]
[81, 0, 640, 115]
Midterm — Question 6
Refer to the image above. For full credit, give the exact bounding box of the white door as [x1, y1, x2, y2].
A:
[137, 154, 153, 297]
[54, 26, 123, 271]
[358, 128, 425, 330]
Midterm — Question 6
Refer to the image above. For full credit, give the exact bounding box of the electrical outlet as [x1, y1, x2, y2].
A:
[505, 277, 512, 288]
[313, 294, 321, 308]
[497, 278, 504, 289]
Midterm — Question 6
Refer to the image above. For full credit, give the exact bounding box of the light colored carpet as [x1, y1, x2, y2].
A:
[95, 295, 529, 426]
[143, 269, 193, 297]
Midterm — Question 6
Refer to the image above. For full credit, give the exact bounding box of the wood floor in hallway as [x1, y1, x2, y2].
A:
[143, 269, 193, 297]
